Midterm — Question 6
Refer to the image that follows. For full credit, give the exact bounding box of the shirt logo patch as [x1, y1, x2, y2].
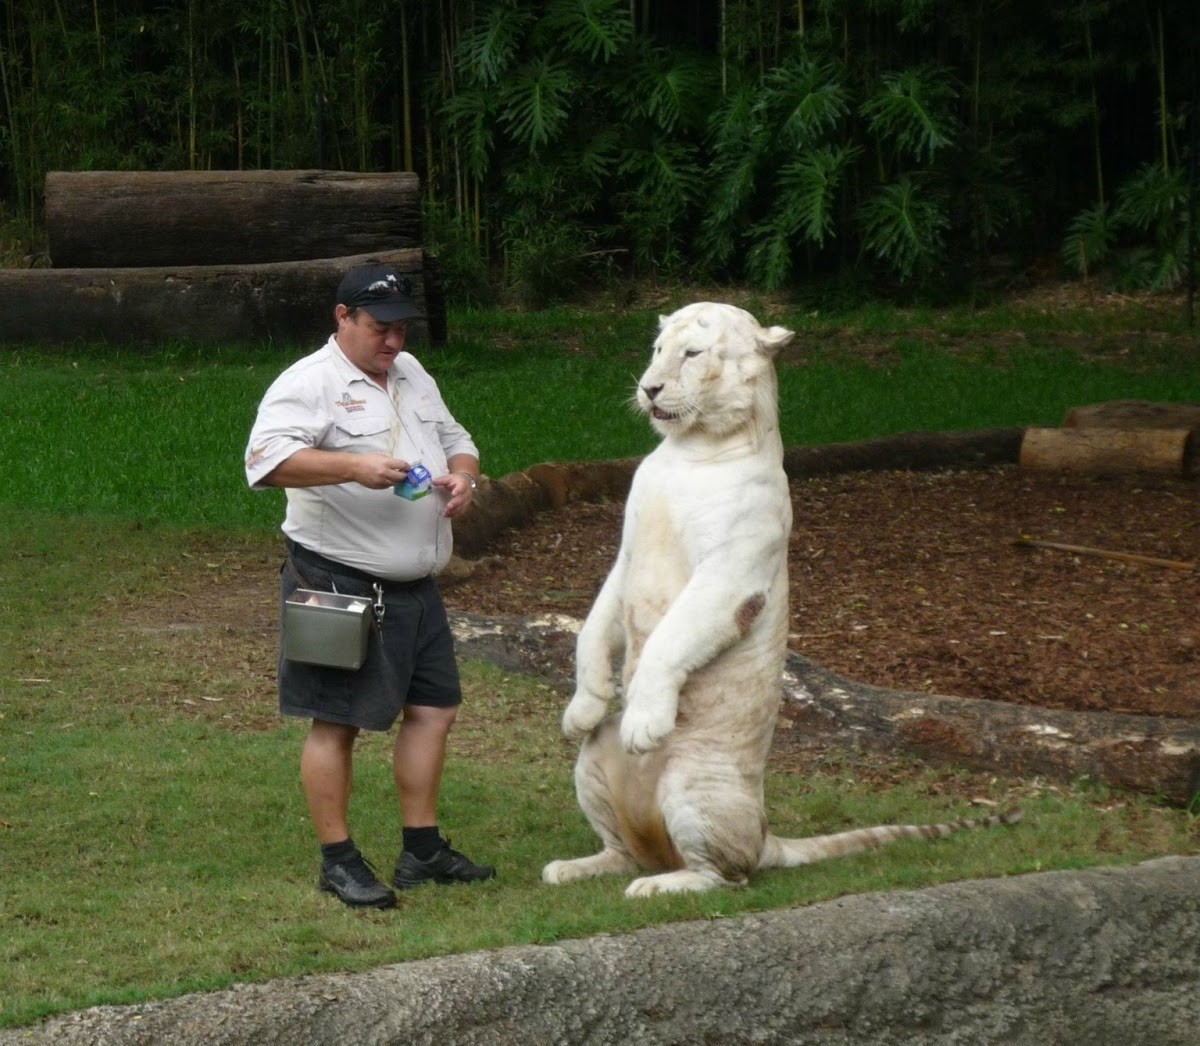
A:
[335, 392, 368, 413]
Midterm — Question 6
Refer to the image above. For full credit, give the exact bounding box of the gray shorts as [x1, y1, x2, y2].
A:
[277, 545, 462, 732]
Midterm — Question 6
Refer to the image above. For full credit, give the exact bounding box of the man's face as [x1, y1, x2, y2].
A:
[334, 306, 407, 378]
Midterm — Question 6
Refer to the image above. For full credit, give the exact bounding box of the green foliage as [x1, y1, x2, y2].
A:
[498, 57, 576, 151]
[701, 58, 856, 281]
[1063, 163, 1194, 291]
[1111, 162, 1192, 292]
[543, 0, 633, 63]
[745, 143, 861, 288]
[0, 0, 1196, 300]
[1114, 163, 1188, 235]
[858, 174, 950, 280]
[1062, 202, 1112, 279]
[455, 1, 534, 85]
[860, 65, 959, 165]
[697, 84, 764, 271]
[422, 200, 495, 308]
[505, 222, 600, 307]
[761, 55, 853, 146]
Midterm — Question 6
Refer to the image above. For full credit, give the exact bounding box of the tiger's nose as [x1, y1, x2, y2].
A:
[642, 384, 663, 401]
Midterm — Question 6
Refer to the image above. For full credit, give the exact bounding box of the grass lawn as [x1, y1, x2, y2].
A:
[2, 290, 1198, 1028]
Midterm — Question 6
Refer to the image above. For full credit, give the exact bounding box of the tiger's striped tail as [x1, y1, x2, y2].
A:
[757, 809, 1022, 869]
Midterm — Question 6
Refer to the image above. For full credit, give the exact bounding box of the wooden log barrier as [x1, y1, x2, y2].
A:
[1019, 426, 1194, 477]
[46, 170, 423, 268]
[1062, 399, 1200, 433]
[0, 248, 446, 347]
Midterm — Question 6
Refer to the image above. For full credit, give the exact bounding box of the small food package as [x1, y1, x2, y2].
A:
[395, 462, 433, 500]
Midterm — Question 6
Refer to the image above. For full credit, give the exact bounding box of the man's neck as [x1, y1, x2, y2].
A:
[333, 335, 389, 388]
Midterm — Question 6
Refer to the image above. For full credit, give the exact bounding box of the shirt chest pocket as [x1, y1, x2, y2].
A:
[410, 406, 449, 463]
[327, 414, 394, 454]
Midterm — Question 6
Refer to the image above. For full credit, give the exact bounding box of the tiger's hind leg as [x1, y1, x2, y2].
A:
[542, 718, 642, 885]
[624, 758, 767, 898]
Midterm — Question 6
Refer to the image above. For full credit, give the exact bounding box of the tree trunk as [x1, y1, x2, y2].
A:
[1019, 427, 1194, 477]
[0, 248, 446, 347]
[45, 170, 423, 268]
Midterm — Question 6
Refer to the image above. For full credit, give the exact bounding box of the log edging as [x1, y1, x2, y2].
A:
[450, 427, 1025, 557]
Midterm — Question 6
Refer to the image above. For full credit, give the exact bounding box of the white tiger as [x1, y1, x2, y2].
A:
[542, 302, 1018, 897]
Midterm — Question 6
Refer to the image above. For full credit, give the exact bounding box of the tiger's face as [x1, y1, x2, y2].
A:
[635, 302, 793, 441]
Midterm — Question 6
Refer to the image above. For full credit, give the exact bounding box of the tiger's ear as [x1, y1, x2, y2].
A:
[757, 325, 795, 356]
[658, 313, 672, 330]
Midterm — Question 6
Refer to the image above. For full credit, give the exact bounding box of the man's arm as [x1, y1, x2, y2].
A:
[262, 448, 414, 490]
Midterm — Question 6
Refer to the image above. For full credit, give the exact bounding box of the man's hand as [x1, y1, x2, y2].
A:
[432, 471, 476, 518]
[352, 454, 414, 490]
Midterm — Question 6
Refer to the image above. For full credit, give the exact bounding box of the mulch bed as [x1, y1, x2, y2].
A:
[441, 465, 1199, 722]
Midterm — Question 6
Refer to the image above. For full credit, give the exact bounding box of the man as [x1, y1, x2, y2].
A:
[244, 263, 493, 909]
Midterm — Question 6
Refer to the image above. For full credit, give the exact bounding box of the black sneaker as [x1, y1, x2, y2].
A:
[319, 851, 396, 909]
[392, 840, 495, 889]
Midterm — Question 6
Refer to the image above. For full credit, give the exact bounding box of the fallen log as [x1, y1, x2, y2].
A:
[0, 248, 445, 347]
[1019, 426, 1194, 477]
[1063, 399, 1200, 433]
[45, 170, 423, 268]
[451, 458, 642, 557]
[783, 428, 1024, 477]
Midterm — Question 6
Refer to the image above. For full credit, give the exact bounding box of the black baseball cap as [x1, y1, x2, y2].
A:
[336, 264, 424, 322]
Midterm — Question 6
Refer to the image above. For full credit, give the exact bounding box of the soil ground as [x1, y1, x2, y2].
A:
[440, 465, 1199, 721]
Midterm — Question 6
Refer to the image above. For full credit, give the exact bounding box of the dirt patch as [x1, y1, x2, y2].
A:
[440, 466, 1199, 721]
[137, 463, 1198, 729]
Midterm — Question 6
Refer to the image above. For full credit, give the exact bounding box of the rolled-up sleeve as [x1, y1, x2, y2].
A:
[244, 374, 325, 489]
[436, 408, 479, 462]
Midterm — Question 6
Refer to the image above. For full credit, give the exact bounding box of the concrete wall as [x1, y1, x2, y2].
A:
[4, 856, 1198, 1046]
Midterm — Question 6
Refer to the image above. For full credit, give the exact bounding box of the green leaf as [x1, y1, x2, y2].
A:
[442, 88, 497, 180]
[861, 65, 959, 164]
[1111, 163, 1186, 235]
[457, 1, 535, 87]
[757, 57, 851, 149]
[745, 221, 795, 290]
[1061, 202, 1110, 278]
[775, 144, 862, 247]
[541, 0, 632, 63]
[499, 57, 576, 150]
[857, 175, 950, 280]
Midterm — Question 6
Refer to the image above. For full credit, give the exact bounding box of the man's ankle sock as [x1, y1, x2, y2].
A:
[402, 826, 442, 861]
[320, 838, 358, 868]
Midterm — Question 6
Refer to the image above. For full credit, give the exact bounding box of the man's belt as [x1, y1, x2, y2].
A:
[286, 539, 427, 592]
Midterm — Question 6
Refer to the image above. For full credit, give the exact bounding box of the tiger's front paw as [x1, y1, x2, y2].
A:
[561, 689, 610, 740]
[619, 702, 676, 753]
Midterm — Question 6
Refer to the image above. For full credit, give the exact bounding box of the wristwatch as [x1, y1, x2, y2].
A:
[454, 471, 478, 491]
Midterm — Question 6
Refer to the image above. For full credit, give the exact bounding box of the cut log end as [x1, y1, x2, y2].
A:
[1019, 426, 1194, 478]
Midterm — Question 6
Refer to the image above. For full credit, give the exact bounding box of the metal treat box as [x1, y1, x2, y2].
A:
[283, 589, 373, 670]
